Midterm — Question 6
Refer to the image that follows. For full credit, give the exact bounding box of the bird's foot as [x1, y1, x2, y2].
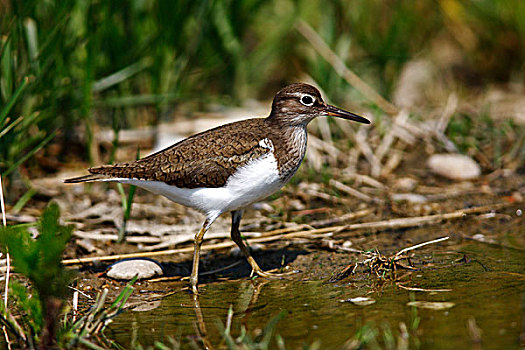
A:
[251, 267, 297, 280]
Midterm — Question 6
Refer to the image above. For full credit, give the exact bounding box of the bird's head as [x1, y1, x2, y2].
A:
[268, 83, 370, 126]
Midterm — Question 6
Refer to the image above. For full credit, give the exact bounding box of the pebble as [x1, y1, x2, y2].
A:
[393, 177, 418, 192]
[391, 193, 428, 203]
[341, 296, 376, 306]
[106, 258, 164, 280]
[427, 154, 481, 180]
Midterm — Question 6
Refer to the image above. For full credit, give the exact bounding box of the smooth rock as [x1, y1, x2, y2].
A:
[341, 297, 376, 306]
[427, 154, 481, 180]
[391, 193, 428, 203]
[393, 177, 418, 192]
[106, 258, 163, 280]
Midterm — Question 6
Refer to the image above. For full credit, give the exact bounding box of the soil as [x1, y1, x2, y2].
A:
[2, 136, 524, 349]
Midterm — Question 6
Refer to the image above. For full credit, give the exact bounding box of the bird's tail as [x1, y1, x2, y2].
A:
[64, 174, 108, 183]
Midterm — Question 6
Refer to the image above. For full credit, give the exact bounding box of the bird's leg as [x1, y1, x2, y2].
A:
[190, 219, 210, 294]
[231, 210, 293, 279]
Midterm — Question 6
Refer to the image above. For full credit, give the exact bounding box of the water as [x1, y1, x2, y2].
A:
[107, 242, 525, 349]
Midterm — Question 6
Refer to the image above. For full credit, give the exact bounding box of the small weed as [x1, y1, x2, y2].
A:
[0, 202, 74, 348]
[0, 202, 136, 348]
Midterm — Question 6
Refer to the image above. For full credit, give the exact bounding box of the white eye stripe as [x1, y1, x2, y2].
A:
[288, 92, 317, 106]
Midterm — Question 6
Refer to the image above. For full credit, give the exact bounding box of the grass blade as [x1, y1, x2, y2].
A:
[0, 77, 29, 127]
[3, 130, 55, 176]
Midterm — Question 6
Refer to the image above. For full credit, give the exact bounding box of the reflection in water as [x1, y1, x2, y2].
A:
[108, 243, 525, 349]
[192, 293, 212, 349]
[189, 280, 269, 349]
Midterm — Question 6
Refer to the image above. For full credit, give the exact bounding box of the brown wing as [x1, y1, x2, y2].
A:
[87, 118, 271, 188]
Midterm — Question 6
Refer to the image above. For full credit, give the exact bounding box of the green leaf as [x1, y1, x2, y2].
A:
[0, 202, 75, 300]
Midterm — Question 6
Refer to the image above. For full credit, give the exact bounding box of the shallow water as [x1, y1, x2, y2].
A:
[107, 241, 525, 349]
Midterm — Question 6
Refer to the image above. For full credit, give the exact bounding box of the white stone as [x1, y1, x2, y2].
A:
[391, 193, 428, 203]
[106, 258, 163, 280]
[393, 177, 418, 192]
[427, 154, 481, 180]
[340, 296, 376, 306]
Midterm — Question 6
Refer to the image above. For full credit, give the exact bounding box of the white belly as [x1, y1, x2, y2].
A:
[117, 153, 284, 221]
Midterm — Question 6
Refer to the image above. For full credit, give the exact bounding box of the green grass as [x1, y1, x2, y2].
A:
[446, 113, 524, 170]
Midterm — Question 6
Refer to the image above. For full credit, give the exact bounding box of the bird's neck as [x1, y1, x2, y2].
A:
[265, 118, 308, 181]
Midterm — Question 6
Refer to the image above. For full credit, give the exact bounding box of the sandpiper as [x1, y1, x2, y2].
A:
[65, 83, 370, 293]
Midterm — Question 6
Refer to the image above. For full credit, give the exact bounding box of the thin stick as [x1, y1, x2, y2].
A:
[344, 174, 386, 190]
[253, 224, 311, 237]
[435, 94, 459, 153]
[355, 126, 382, 178]
[67, 286, 93, 300]
[200, 260, 242, 276]
[334, 202, 510, 234]
[61, 229, 331, 265]
[0, 176, 11, 349]
[296, 20, 398, 115]
[59, 203, 508, 266]
[395, 236, 449, 257]
[397, 284, 452, 292]
[381, 146, 405, 177]
[148, 276, 183, 283]
[329, 179, 383, 204]
[0, 177, 8, 305]
[72, 291, 79, 323]
[375, 112, 401, 164]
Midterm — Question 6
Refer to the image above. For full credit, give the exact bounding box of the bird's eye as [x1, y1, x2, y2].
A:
[300, 95, 315, 106]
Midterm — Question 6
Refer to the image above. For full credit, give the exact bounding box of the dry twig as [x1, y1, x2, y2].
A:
[329, 179, 383, 204]
[58, 203, 507, 267]
[395, 236, 449, 257]
[357, 236, 449, 279]
[296, 20, 398, 115]
[333, 202, 511, 235]
[396, 284, 452, 292]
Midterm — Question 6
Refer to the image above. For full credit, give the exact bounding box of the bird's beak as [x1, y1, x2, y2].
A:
[324, 104, 370, 124]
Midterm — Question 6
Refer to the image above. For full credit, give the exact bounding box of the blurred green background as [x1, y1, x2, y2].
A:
[1, 0, 524, 192]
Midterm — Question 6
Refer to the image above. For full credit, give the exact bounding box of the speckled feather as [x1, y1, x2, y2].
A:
[79, 118, 307, 189]
[65, 83, 366, 189]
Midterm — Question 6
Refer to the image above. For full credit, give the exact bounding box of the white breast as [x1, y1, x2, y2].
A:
[116, 152, 284, 221]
